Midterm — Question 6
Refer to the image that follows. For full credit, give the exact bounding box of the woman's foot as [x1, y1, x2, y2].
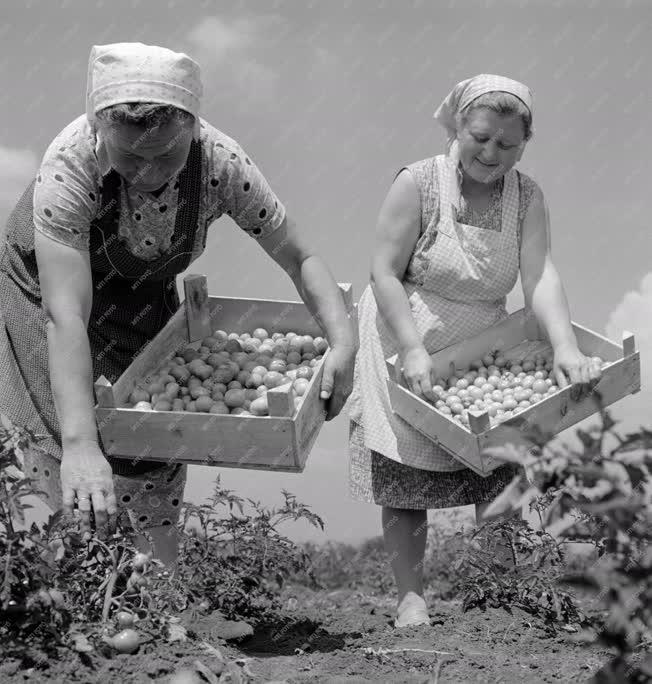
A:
[394, 591, 430, 628]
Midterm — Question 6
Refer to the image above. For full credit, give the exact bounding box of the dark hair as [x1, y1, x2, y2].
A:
[457, 91, 533, 141]
[95, 102, 194, 128]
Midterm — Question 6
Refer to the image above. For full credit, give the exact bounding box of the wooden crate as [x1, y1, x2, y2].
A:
[385, 308, 641, 477]
[94, 275, 354, 473]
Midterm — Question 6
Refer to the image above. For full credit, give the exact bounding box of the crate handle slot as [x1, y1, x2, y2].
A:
[94, 375, 116, 408]
[267, 383, 295, 417]
[622, 330, 636, 357]
[468, 410, 490, 434]
[183, 274, 212, 342]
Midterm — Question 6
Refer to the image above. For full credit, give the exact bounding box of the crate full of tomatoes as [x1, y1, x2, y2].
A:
[385, 309, 640, 476]
[94, 275, 354, 473]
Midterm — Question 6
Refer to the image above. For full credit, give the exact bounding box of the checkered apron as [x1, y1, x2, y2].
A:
[0, 141, 202, 527]
[349, 154, 520, 471]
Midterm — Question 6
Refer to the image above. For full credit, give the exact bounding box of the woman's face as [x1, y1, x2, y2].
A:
[99, 118, 194, 192]
[456, 108, 526, 184]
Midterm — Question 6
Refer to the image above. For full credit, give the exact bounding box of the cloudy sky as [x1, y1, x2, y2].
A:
[2, 0, 652, 542]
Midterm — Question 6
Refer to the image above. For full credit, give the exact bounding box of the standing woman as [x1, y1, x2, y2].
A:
[347, 75, 601, 627]
[0, 43, 355, 565]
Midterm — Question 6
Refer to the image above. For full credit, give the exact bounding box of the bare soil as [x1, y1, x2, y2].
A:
[0, 584, 616, 684]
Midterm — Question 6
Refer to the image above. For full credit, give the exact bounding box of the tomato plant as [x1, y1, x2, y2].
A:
[483, 409, 652, 682]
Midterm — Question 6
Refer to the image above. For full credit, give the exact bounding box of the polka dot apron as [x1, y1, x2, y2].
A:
[0, 141, 204, 528]
[348, 154, 521, 471]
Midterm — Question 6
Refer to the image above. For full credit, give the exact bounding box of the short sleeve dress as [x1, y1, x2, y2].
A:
[347, 154, 538, 510]
[0, 115, 286, 528]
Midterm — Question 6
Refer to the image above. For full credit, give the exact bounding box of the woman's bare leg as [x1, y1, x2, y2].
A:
[382, 506, 430, 626]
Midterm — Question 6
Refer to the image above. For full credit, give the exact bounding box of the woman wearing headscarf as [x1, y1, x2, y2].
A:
[347, 75, 601, 627]
[0, 43, 355, 565]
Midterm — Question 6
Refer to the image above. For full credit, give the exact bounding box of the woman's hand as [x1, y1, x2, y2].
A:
[60, 440, 117, 536]
[320, 343, 356, 421]
[401, 345, 436, 401]
[553, 343, 602, 389]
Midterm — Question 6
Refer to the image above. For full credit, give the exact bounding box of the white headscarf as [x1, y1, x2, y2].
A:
[86, 42, 203, 139]
[433, 74, 534, 162]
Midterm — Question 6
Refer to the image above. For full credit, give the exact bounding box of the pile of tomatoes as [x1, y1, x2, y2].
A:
[126, 328, 328, 416]
[427, 349, 605, 428]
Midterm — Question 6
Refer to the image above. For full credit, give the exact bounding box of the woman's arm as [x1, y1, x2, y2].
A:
[34, 230, 116, 528]
[368, 170, 435, 398]
[519, 185, 599, 386]
[370, 170, 422, 354]
[35, 231, 96, 446]
[258, 216, 356, 419]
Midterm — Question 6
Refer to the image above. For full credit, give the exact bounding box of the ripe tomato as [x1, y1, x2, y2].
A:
[502, 397, 517, 411]
[469, 386, 483, 401]
[532, 379, 548, 395]
[521, 376, 535, 389]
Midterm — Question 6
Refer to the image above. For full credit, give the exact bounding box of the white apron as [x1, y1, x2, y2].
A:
[348, 154, 521, 471]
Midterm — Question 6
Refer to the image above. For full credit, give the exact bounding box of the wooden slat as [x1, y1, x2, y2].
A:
[428, 309, 529, 379]
[208, 297, 326, 337]
[184, 274, 212, 342]
[572, 322, 623, 362]
[293, 352, 329, 469]
[385, 354, 401, 384]
[385, 381, 484, 475]
[468, 410, 491, 434]
[94, 376, 115, 408]
[338, 282, 354, 313]
[110, 306, 188, 406]
[267, 384, 295, 417]
[96, 408, 297, 470]
[206, 282, 353, 339]
[622, 331, 636, 358]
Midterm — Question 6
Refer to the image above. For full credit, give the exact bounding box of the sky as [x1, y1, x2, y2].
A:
[2, 0, 652, 543]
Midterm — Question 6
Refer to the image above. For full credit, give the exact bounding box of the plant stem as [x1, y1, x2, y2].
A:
[0, 480, 16, 538]
[102, 568, 119, 623]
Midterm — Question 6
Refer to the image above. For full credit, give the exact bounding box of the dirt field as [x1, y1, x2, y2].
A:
[0, 583, 615, 684]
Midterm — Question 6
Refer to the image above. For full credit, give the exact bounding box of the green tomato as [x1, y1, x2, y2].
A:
[116, 611, 135, 628]
[132, 552, 150, 571]
[111, 628, 140, 654]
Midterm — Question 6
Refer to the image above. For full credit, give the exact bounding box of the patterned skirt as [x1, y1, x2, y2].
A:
[21, 444, 187, 530]
[348, 421, 517, 510]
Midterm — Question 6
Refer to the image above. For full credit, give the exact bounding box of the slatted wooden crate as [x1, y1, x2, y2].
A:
[94, 275, 354, 473]
[385, 308, 640, 477]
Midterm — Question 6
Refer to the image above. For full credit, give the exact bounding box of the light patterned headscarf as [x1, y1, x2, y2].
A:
[86, 42, 203, 139]
[433, 74, 534, 161]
